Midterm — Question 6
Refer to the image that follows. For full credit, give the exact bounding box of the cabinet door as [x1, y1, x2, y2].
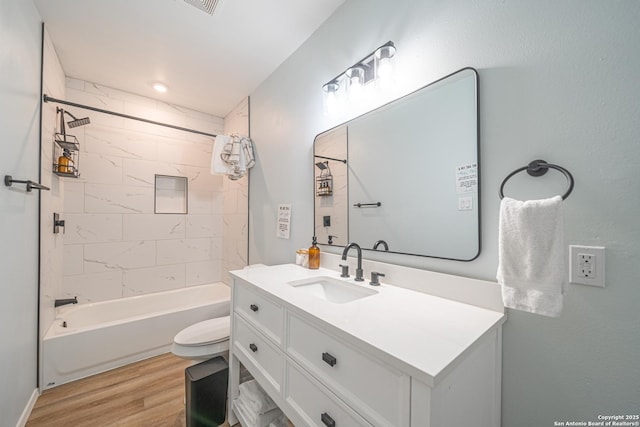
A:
[287, 313, 410, 427]
[285, 360, 373, 427]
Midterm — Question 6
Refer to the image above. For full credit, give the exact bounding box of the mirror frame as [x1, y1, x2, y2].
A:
[313, 67, 481, 261]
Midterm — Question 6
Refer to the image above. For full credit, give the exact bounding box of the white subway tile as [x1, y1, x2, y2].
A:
[85, 184, 154, 214]
[61, 270, 123, 303]
[223, 186, 238, 215]
[185, 115, 224, 136]
[63, 244, 84, 276]
[83, 241, 156, 273]
[77, 152, 123, 185]
[187, 166, 224, 192]
[65, 87, 125, 128]
[84, 82, 157, 109]
[123, 214, 185, 241]
[64, 181, 85, 213]
[123, 264, 186, 297]
[188, 190, 214, 214]
[186, 261, 221, 286]
[122, 158, 188, 188]
[186, 214, 222, 238]
[157, 238, 211, 265]
[212, 237, 223, 260]
[63, 214, 122, 244]
[157, 139, 212, 168]
[84, 125, 157, 160]
[65, 77, 84, 91]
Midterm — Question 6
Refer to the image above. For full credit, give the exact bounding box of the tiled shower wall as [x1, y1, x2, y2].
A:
[222, 98, 250, 284]
[60, 78, 229, 302]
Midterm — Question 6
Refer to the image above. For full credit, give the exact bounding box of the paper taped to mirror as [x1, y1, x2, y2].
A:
[456, 163, 478, 194]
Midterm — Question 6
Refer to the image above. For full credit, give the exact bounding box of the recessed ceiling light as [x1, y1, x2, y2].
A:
[153, 82, 168, 93]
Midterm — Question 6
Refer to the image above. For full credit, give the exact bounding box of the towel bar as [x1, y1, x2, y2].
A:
[499, 160, 573, 200]
[4, 175, 50, 192]
[353, 202, 382, 208]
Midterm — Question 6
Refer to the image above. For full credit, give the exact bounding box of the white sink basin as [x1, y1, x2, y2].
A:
[287, 276, 378, 304]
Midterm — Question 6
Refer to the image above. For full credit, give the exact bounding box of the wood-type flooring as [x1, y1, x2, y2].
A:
[26, 353, 234, 427]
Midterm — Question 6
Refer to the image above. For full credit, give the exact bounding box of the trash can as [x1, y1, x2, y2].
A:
[185, 356, 229, 427]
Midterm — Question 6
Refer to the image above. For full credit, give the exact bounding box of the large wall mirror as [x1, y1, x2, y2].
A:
[313, 67, 480, 261]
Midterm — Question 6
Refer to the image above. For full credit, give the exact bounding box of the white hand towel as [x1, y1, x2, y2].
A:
[210, 135, 233, 175]
[238, 379, 278, 414]
[268, 413, 289, 427]
[496, 196, 566, 317]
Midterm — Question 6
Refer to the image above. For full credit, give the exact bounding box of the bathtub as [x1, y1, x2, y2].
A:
[42, 283, 230, 389]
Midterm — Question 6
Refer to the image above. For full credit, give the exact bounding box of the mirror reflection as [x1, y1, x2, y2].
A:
[314, 68, 480, 261]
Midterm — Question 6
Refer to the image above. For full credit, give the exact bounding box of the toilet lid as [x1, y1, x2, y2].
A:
[174, 316, 230, 347]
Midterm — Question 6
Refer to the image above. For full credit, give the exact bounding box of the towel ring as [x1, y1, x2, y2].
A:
[499, 159, 574, 200]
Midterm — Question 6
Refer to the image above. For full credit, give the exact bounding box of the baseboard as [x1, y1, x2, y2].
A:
[16, 388, 39, 427]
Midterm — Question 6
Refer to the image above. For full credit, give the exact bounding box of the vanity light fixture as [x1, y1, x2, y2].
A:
[322, 80, 340, 115]
[374, 42, 396, 80]
[322, 41, 396, 114]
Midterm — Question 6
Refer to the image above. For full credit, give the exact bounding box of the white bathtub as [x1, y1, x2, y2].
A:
[42, 283, 230, 389]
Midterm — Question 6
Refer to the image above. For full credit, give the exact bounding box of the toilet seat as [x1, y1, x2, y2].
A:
[174, 316, 230, 346]
[172, 316, 231, 361]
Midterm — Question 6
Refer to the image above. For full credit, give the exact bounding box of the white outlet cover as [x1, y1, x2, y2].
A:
[569, 245, 606, 287]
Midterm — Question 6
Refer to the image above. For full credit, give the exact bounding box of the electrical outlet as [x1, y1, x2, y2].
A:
[570, 245, 606, 287]
[578, 253, 595, 278]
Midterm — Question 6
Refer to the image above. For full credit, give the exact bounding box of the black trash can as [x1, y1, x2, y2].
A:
[185, 356, 229, 427]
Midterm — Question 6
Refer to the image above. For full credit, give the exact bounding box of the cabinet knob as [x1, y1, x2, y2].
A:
[250, 304, 259, 312]
[249, 343, 258, 352]
[321, 412, 336, 427]
[322, 352, 337, 367]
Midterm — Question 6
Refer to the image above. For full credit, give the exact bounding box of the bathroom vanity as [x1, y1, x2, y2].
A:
[228, 264, 505, 427]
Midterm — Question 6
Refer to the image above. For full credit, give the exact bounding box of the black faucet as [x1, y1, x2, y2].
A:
[373, 240, 389, 251]
[55, 296, 78, 308]
[341, 242, 364, 282]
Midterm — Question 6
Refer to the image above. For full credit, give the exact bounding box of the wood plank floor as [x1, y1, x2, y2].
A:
[27, 353, 235, 427]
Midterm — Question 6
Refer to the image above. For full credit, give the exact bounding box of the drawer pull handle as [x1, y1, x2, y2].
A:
[250, 304, 259, 312]
[249, 343, 258, 352]
[321, 412, 336, 427]
[322, 352, 337, 367]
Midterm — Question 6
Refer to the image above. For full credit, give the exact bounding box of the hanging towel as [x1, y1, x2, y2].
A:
[211, 135, 234, 175]
[496, 195, 566, 317]
[211, 134, 256, 180]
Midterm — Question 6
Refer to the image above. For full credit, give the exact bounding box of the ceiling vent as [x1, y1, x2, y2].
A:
[183, 0, 220, 15]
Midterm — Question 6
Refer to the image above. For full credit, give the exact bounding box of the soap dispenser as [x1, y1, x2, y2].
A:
[308, 236, 320, 269]
[58, 149, 74, 174]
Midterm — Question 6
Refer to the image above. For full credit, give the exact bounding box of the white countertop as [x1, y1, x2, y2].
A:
[230, 264, 506, 386]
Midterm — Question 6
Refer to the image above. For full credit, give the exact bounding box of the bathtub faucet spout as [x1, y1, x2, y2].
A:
[55, 297, 78, 308]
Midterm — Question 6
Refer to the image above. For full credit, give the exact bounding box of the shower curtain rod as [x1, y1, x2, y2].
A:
[43, 94, 218, 138]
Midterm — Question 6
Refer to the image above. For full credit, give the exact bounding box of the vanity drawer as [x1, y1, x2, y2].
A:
[233, 315, 283, 393]
[287, 313, 410, 427]
[234, 280, 284, 346]
[286, 360, 372, 427]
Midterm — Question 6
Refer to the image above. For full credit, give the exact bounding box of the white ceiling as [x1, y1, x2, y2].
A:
[34, 0, 345, 117]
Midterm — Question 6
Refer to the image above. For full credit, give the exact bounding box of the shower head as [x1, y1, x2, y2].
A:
[184, 0, 221, 15]
[315, 161, 328, 170]
[64, 111, 91, 128]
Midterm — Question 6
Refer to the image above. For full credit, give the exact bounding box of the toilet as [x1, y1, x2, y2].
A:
[171, 315, 230, 361]
[172, 265, 267, 361]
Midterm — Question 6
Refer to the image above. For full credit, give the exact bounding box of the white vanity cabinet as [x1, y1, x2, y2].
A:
[228, 265, 505, 427]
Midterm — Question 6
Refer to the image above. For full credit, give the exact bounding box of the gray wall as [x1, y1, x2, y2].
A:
[249, 0, 640, 424]
[0, 0, 43, 424]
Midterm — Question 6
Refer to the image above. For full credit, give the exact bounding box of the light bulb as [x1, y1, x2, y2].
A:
[153, 82, 168, 93]
[346, 66, 365, 102]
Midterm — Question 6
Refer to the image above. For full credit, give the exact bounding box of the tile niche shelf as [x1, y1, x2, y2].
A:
[52, 133, 80, 178]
